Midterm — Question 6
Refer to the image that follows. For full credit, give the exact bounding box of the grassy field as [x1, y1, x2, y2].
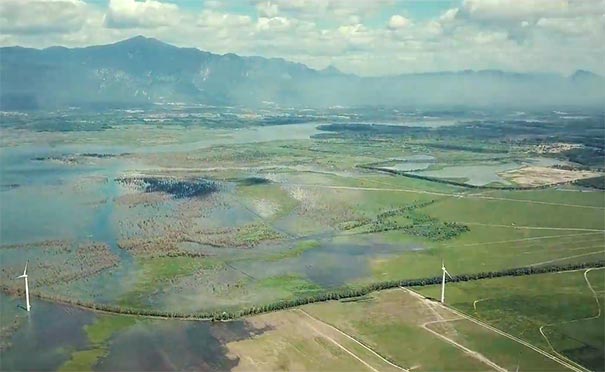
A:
[227, 288, 566, 371]
[416, 269, 605, 371]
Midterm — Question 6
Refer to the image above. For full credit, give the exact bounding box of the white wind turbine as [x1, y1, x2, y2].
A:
[441, 260, 453, 304]
[17, 262, 31, 312]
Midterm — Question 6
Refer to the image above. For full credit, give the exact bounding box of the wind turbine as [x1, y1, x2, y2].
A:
[17, 262, 31, 312]
[441, 260, 453, 304]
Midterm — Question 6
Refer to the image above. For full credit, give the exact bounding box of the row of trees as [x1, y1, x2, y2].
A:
[358, 165, 562, 190]
[4, 260, 602, 321]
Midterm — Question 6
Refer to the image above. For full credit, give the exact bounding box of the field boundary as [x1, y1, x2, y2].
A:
[295, 309, 409, 372]
[538, 268, 604, 371]
[296, 309, 409, 372]
[288, 182, 605, 210]
[403, 287, 590, 372]
[357, 164, 579, 191]
[4, 261, 604, 322]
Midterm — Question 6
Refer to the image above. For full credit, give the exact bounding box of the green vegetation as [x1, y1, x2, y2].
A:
[574, 175, 605, 190]
[345, 200, 470, 241]
[3, 110, 604, 371]
[60, 316, 136, 371]
[120, 256, 217, 308]
[416, 269, 605, 371]
[256, 275, 323, 297]
[235, 223, 284, 246]
[25, 261, 604, 322]
[263, 240, 320, 261]
[304, 288, 563, 371]
[236, 183, 299, 220]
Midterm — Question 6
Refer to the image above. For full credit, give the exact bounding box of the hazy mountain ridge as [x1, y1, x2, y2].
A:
[1, 36, 603, 109]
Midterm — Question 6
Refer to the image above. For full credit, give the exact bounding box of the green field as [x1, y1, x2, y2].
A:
[416, 269, 605, 371]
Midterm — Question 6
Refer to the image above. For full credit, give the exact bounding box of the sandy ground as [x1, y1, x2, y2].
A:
[501, 166, 600, 187]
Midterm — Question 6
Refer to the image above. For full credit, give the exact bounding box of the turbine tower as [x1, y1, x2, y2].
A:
[441, 260, 452, 304]
[17, 262, 31, 312]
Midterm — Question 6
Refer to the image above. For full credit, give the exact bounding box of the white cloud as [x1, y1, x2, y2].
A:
[257, 16, 292, 32]
[0, 0, 604, 76]
[198, 10, 252, 28]
[460, 0, 571, 23]
[0, 0, 90, 34]
[253, 0, 394, 22]
[256, 1, 280, 18]
[104, 0, 181, 29]
[388, 15, 410, 29]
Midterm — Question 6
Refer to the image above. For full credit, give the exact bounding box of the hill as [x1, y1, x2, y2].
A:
[1, 36, 603, 109]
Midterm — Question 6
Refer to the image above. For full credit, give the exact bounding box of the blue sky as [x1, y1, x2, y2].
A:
[1, 0, 603, 76]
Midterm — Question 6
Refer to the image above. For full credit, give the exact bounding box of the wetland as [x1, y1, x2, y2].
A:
[1, 107, 603, 370]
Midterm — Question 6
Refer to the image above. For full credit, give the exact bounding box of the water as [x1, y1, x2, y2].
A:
[413, 163, 518, 186]
[0, 295, 96, 371]
[0, 122, 327, 368]
[96, 319, 264, 371]
[233, 240, 423, 288]
[0, 294, 270, 371]
[411, 157, 569, 186]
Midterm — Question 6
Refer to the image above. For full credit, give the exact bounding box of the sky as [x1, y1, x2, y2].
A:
[0, 0, 604, 76]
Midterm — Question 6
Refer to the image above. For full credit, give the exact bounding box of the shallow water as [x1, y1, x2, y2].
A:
[412, 157, 569, 186]
[413, 163, 518, 186]
[233, 240, 423, 288]
[0, 295, 96, 371]
[96, 318, 266, 371]
[0, 294, 269, 371]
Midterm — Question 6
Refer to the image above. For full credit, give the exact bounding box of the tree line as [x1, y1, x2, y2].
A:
[2, 260, 602, 321]
[357, 165, 570, 190]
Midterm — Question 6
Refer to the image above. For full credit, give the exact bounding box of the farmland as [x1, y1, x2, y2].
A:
[1, 107, 603, 370]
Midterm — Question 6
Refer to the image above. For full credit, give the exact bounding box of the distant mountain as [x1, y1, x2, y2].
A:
[1, 36, 603, 109]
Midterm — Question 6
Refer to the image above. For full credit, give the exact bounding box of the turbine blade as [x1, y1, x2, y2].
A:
[23, 261, 28, 276]
[17, 274, 26, 279]
[445, 269, 453, 279]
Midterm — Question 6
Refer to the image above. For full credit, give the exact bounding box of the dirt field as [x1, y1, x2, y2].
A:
[501, 166, 600, 187]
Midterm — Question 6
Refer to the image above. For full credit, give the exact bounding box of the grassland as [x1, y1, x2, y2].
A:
[227, 288, 567, 371]
[120, 256, 219, 308]
[416, 269, 605, 371]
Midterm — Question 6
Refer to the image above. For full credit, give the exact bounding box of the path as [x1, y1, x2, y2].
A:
[443, 231, 603, 249]
[529, 251, 605, 266]
[295, 309, 409, 372]
[286, 183, 605, 210]
[401, 288, 589, 372]
[538, 268, 604, 370]
[459, 222, 605, 232]
[301, 318, 379, 372]
[421, 317, 508, 372]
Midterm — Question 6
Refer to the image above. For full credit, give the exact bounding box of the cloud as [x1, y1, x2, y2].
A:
[257, 16, 292, 32]
[252, 0, 394, 22]
[388, 15, 410, 29]
[256, 1, 280, 18]
[459, 0, 571, 23]
[104, 0, 181, 29]
[0, 0, 90, 34]
[0, 0, 603, 76]
[197, 10, 252, 28]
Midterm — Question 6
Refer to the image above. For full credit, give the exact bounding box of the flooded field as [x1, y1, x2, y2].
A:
[1, 109, 603, 370]
[0, 293, 268, 371]
[411, 157, 571, 186]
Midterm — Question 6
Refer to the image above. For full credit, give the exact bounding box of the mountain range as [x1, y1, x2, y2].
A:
[1, 36, 603, 110]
